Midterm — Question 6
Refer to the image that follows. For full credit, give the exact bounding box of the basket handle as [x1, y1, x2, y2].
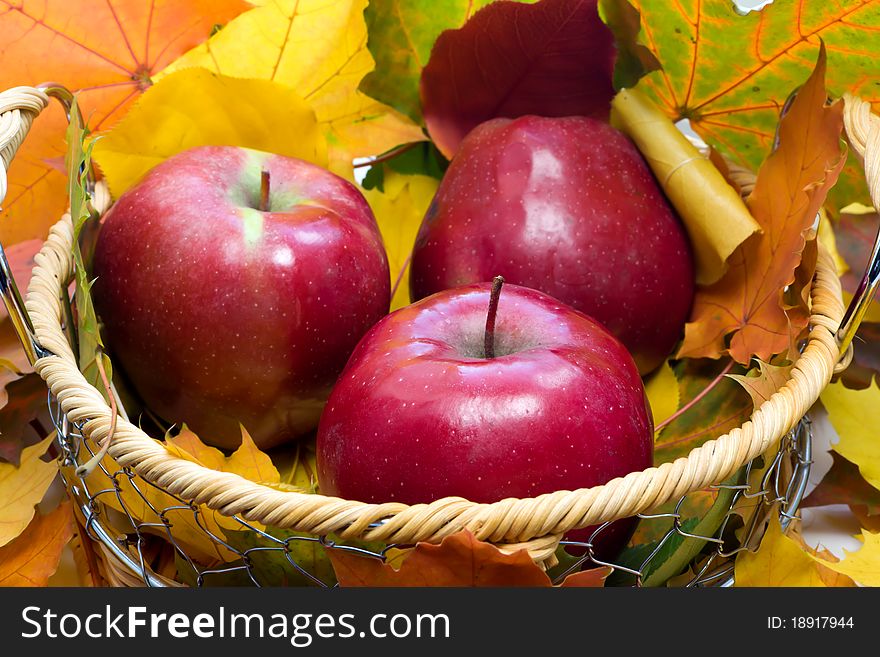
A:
[836, 94, 880, 356]
[0, 83, 87, 366]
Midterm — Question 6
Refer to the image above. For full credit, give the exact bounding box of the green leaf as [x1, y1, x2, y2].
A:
[222, 528, 338, 587]
[65, 98, 111, 398]
[655, 359, 752, 464]
[174, 553, 254, 587]
[359, 0, 533, 124]
[361, 141, 449, 192]
[220, 527, 387, 587]
[598, 0, 661, 89]
[640, 468, 744, 587]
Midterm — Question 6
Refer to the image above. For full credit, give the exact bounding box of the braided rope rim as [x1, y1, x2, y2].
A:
[4, 86, 871, 557]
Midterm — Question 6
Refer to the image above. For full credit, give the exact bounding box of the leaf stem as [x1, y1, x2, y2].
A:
[353, 142, 421, 169]
[484, 276, 505, 359]
[654, 359, 735, 432]
[390, 253, 412, 303]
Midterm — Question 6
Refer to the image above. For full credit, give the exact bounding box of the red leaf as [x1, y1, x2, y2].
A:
[0, 374, 49, 465]
[420, 0, 616, 158]
[802, 452, 880, 516]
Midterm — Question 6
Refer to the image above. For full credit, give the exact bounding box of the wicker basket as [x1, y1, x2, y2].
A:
[1, 83, 878, 587]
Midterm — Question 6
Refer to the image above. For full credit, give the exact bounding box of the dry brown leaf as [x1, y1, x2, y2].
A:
[678, 46, 846, 364]
[0, 500, 73, 586]
[330, 530, 608, 587]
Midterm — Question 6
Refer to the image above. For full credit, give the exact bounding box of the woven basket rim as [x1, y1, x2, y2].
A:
[4, 85, 868, 561]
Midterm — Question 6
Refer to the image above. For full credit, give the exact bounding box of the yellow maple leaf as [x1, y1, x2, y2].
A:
[734, 517, 850, 587]
[0, 435, 58, 547]
[93, 68, 327, 197]
[158, 0, 423, 177]
[810, 530, 880, 587]
[164, 425, 280, 486]
[364, 172, 439, 310]
[83, 426, 280, 565]
[820, 380, 880, 491]
[643, 360, 679, 431]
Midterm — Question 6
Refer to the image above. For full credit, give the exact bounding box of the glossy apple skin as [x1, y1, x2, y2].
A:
[92, 146, 390, 449]
[317, 282, 653, 557]
[409, 115, 695, 374]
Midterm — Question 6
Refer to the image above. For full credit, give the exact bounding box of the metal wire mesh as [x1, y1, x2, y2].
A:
[51, 389, 813, 588]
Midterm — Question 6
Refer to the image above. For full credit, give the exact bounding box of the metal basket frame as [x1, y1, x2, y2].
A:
[54, 391, 814, 587]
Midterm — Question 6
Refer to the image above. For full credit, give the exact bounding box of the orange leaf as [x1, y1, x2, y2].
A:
[0, 0, 251, 246]
[630, 0, 878, 209]
[329, 530, 608, 587]
[727, 358, 794, 410]
[678, 46, 845, 364]
[0, 500, 74, 586]
[557, 565, 612, 587]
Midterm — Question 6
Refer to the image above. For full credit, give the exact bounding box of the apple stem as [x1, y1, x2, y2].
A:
[484, 275, 505, 359]
[259, 169, 271, 212]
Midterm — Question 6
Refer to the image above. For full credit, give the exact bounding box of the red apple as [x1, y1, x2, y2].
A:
[409, 115, 695, 374]
[317, 280, 653, 558]
[91, 146, 391, 449]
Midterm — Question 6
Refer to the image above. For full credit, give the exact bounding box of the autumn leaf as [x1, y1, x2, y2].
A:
[360, 0, 535, 125]
[0, 434, 57, 547]
[802, 452, 880, 516]
[628, 0, 879, 210]
[836, 207, 879, 297]
[727, 358, 794, 410]
[361, 141, 448, 194]
[219, 528, 387, 587]
[165, 425, 280, 486]
[838, 323, 880, 390]
[270, 439, 320, 493]
[67, 96, 112, 399]
[833, 208, 880, 369]
[0, 501, 73, 586]
[329, 530, 609, 587]
[83, 425, 280, 564]
[809, 530, 880, 587]
[610, 85, 760, 286]
[420, 0, 617, 158]
[734, 516, 854, 586]
[654, 358, 751, 464]
[643, 360, 679, 429]
[93, 68, 326, 197]
[158, 0, 423, 177]
[644, 468, 744, 587]
[364, 171, 439, 310]
[678, 47, 846, 364]
[597, 0, 660, 89]
[0, 240, 41, 322]
[615, 472, 744, 583]
[0, 0, 251, 246]
[0, 374, 50, 466]
[820, 379, 880, 491]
